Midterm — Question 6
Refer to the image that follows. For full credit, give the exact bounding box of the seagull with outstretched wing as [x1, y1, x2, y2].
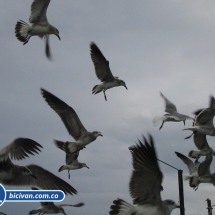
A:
[90, 42, 127, 101]
[54, 140, 89, 179]
[41, 88, 102, 153]
[153, 92, 193, 130]
[184, 95, 215, 137]
[0, 138, 77, 195]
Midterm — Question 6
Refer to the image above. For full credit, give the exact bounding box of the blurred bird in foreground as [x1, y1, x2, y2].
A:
[109, 134, 180, 215]
[0, 138, 77, 195]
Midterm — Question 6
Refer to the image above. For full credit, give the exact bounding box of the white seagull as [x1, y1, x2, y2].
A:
[188, 132, 215, 159]
[29, 187, 84, 215]
[183, 95, 215, 137]
[153, 92, 193, 130]
[109, 134, 180, 215]
[176, 152, 213, 190]
[54, 140, 89, 179]
[15, 0, 61, 60]
[90, 42, 127, 101]
[175, 152, 200, 180]
[0, 138, 77, 195]
[41, 88, 103, 153]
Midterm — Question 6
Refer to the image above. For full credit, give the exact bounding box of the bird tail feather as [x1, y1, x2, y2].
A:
[15, 20, 31, 45]
[152, 116, 165, 126]
[109, 199, 135, 215]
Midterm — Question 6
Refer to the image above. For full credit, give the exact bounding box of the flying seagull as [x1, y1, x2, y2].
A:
[0, 138, 77, 195]
[176, 152, 214, 190]
[153, 92, 193, 130]
[188, 132, 215, 159]
[90, 42, 127, 101]
[41, 88, 102, 153]
[29, 187, 84, 215]
[184, 95, 215, 137]
[109, 134, 180, 215]
[54, 140, 89, 179]
[175, 152, 200, 181]
[15, 0, 61, 60]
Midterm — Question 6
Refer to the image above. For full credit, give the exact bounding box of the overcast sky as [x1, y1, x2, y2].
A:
[1, 1, 215, 215]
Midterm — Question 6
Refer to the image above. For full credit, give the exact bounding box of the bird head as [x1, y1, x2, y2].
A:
[82, 163, 89, 169]
[119, 80, 127, 90]
[165, 200, 181, 212]
[93, 131, 103, 137]
[54, 28, 61, 40]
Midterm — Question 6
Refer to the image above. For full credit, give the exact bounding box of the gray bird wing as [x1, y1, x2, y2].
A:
[90, 42, 115, 82]
[54, 140, 80, 164]
[193, 133, 210, 150]
[41, 88, 88, 141]
[195, 95, 215, 126]
[197, 155, 212, 176]
[175, 152, 196, 175]
[0, 138, 42, 161]
[54, 140, 65, 152]
[59, 202, 85, 207]
[29, 0, 50, 24]
[128, 135, 163, 205]
[66, 152, 79, 165]
[10, 165, 77, 195]
[160, 92, 177, 114]
[195, 108, 215, 126]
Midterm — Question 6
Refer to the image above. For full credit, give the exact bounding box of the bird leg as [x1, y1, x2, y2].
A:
[184, 132, 193, 139]
[68, 170, 70, 179]
[193, 186, 199, 191]
[103, 90, 107, 101]
[159, 121, 164, 130]
[183, 120, 185, 126]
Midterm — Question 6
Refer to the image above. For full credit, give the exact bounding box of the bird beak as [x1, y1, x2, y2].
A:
[85, 165, 89, 169]
[57, 34, 61, 40]
[30, 173, 37, 179]
[99, 133, 103, 137]
[124, 85, 128, 90]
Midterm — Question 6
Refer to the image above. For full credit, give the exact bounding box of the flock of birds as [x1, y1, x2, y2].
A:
[1, 0, 215, 215]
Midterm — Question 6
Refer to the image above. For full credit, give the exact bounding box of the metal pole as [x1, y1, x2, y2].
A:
[206, 198, 213, 215]
[178, 170, 185, 215]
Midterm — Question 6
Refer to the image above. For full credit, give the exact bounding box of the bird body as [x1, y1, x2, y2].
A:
[54, 140, 89, 179]
[109, 135, 180, 215]
[153, 92, 193, 130]
[90, 42, 127, 101]
[15, 0, 60, 59]
[176, 152, 213, 189]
